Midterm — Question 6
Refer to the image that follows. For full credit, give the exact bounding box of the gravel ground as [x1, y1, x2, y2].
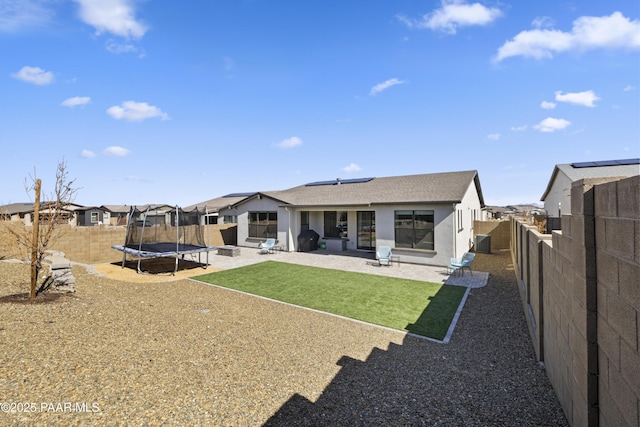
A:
[0, 251, 568, 426]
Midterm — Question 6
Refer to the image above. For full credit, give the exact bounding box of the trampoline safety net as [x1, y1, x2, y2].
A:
[124, 205, 207, 253]
[113, 205, 215, 274]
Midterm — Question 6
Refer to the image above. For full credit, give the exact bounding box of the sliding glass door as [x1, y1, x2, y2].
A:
[357, 211, 375, 250]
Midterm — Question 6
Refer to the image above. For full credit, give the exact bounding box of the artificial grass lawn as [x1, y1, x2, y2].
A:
[194, 261, 467, 341]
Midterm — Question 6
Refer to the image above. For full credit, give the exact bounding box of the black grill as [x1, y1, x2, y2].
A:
[297, 229, 319, 252]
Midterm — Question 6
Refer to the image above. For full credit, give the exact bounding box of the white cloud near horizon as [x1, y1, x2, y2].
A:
[103, 146, 130, 156]
[370, 78, 406, 95]
[495, 12, 640, 61]
[624, 85, 636, 91]
[487, 133, 501, 141]
[81, 149, 96, 158]
[74, 0, 147, 39]
[511, 125, 528, 132]
[541, 101, 556, 109]
[534, 117, 571, 133]
[61, 96, 91, 107]
[554, 90, 601, 107]
[0, 0, 54, 32]
[11, 65, 54, 85]
[276, 136, 303, 148]
[342, 163, 362, 173]
[106, 101, 169, 122]
[397, 0, 502, 34]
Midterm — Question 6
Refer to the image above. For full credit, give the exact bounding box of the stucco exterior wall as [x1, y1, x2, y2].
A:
[543, 171, 571, 217]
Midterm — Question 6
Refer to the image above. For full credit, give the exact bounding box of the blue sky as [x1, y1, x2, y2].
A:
[1, 0, 639, 207]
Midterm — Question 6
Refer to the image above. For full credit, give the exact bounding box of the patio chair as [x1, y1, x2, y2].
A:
[259, 238, 276, 254]
[376, 246, 393, 266]
[448, 252, 475, 276]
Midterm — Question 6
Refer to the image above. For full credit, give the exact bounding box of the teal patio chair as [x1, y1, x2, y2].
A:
[376, 245, 393, 266]
[448, 252, 475, 276]
[259, 238, 276, 254]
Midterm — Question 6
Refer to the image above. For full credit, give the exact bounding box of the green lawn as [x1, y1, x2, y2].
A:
[194, 261, 468, 341]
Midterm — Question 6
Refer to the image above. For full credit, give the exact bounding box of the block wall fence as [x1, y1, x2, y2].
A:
[473, 220, 511, 251]
[0, 224, 237, 264]
[511, 176, 639, 427]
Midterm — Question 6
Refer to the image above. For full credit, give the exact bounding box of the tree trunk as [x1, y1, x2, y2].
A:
[30, 179, 41, 299]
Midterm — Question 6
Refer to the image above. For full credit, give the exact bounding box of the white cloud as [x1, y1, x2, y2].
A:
[81, 149, 96, 158]
[487, 133, 501, 141]
[397, 0, 502, 34]
[0, 0, 55, 32]
[511, 125, 528, 132]
[534, 117, 571, 133]
[342, 163, 362, 173]
[532, 16, 554, 30]
[105, 39, 140, 55]
[370, 78, 406, 95]
[276, 136, 303, 148]
[103, 146, 131, 156]
[61, 96, 91, 107]
[624, 85, 636, 91]
[11, 65, 54, 85]
[74, 0, 147, 39]
[541, 101, 556, 109]
[495, 12, 640, 61]
[106, 101, 169, 122]
[555, 90, 600, 107]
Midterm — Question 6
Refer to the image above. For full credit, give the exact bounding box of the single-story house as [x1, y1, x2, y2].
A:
[0, 202, 85, 226]
[101, 205, 134, 226]
[185, 194, 254, 225]
[76, 206, 110, 226]
[541, 158, 639, 218]
[193, 170, 485, 267]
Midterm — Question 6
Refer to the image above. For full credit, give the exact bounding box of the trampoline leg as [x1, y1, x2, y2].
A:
[173, 256, 178, 276]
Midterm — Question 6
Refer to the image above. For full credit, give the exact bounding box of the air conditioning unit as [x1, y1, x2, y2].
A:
[475, 234, 491, 254]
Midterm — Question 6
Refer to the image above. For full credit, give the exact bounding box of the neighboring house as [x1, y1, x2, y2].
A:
[541, 158, 640, 217]
[0, 202, 84, 226]
[76, 206, 109, 226]
[200, 170, 484, 267]
[101, 205, 132, 226]
[185, 193, 256, 225]
[0, 203, 37, 222]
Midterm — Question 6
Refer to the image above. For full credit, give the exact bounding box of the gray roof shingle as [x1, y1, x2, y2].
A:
[262, 170, 483, 207]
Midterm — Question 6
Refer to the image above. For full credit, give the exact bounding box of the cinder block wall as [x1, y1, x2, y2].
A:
[521, 224, 552, 363]
[0, 224, 238, 264]
[473, 220, 510, 250]
[594, 176, 640, 427]
[511, 175, 640, 427]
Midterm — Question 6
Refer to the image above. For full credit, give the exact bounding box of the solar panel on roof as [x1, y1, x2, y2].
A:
[223, 192, 256, 198]
[305, 177, 375, 186]
[340, 177, 375, 184]
[571, 158, 640, 168]
[305, 180, 337, 187]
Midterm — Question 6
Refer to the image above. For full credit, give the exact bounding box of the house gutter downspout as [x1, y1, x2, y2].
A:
[285, 206, 291, 252]
[453, 203, 457, 259]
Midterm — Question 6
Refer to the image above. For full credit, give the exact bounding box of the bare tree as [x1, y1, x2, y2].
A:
[0, 159, 79, 299]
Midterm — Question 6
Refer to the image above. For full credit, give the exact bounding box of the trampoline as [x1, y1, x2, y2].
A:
[112, 205, 217, 275]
